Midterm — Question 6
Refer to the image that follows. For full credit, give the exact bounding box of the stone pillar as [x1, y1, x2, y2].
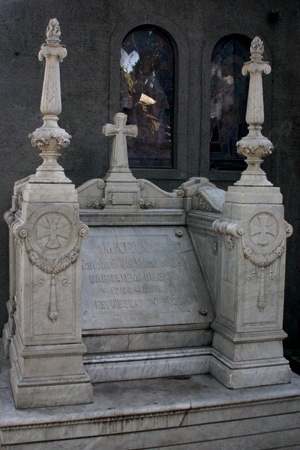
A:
[210, 37, 293, 389]
[8, 19, 93, 408]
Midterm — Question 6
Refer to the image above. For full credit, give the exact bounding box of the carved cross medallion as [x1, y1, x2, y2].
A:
[250, 213, 277, 246]
[36, 213, 70, 249]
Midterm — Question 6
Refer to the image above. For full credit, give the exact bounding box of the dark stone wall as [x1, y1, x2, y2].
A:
[0, 0, 299, 349]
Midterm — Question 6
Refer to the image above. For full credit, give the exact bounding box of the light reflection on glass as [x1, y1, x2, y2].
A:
[120, 27, 174, 168]
[210, 35, 251, 171]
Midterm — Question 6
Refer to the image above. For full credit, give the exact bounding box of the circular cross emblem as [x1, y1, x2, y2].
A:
[243, 210, 285, 256]
[36, 213, 71, 250]
[249, 213, 278, 247]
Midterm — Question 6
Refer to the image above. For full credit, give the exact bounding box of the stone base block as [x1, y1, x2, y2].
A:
[10, 357, 93, 409]
[210, 349, 291, 389]
[9, 337, 93, 408]
[84, 347, 211, 383]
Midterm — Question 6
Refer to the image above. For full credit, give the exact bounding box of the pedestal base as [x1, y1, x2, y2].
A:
[11, 362, 93, 409]
[211, 349, 291, 389]
[9, 337, 93, 409]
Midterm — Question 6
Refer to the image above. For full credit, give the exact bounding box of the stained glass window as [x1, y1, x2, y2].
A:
[210, 35, 251, 171]
[120, 27, 174, 168]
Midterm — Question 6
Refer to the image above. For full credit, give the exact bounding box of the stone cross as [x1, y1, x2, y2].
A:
[103, 113, 137, 171]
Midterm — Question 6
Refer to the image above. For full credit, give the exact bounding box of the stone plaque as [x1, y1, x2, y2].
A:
[82, 226, 213, 330]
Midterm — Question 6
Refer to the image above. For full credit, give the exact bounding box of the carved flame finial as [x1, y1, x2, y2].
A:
[46, 18, 61, 44]
[29, 19, 71, 183]
[235, 37, 273, 186]
[250, 36, 264, 59]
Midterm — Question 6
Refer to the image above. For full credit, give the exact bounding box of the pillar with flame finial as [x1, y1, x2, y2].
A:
[235, 36, 273, 186]
[6, 19, 93, 408]
[29, 18, 71, 184]
[210, 37, 293, 389]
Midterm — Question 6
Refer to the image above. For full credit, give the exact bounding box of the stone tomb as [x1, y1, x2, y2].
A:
[2, 21, 296, 426]
[75, 105, 216, 382]
[80, 224, 213, 381]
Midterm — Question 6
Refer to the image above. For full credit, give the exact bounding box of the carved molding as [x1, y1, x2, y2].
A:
[80, 211, 186, 226]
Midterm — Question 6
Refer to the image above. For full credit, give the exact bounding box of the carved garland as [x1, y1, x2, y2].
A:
[242, 241, 285, 268]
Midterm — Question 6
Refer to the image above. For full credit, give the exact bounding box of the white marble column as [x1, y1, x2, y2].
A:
[8, 19, 93, 408]
[210, 37, 293, 388]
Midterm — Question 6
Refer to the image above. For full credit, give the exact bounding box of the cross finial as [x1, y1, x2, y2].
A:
[103, 113, 137, 173]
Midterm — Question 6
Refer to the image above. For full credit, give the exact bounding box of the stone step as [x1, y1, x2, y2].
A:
[1, 343, 300, 449]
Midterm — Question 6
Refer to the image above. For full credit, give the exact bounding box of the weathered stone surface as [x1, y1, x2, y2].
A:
[1, 344, 300, 449]
[81, 224, 214, 381]
[4, 19, 93, 408]
[0, 1, 300, 354]
[82, 226, 213, 330]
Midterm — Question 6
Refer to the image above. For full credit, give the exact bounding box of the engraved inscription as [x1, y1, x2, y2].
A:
[81, 226, 212, 329]
[95, 298, 140, 310]
[102, 241, 151, 254]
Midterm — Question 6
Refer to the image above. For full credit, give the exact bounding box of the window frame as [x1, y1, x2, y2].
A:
[200, 33, 272, 185]
[109, 18, 189, 182]
[120, 25, 176, 170]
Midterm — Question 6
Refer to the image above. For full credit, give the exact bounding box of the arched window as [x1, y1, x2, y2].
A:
[210, 34, 251, 171]
[120, 26, 174, 168]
